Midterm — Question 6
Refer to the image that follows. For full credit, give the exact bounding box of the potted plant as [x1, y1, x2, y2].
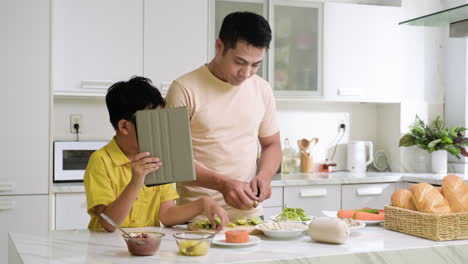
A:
[399, 116, 468, 173]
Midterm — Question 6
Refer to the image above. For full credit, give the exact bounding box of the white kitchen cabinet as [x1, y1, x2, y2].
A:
[0, 195, 49, 264]
[323, 3, 403, 102]
[210, 0, 322, 97]
[1, 0, 49, 195]
[341, 183, 395, 209]
[271, 0, 323, 97]
[53, 0, 143, 95]
[55, 193, 89, 230]
[144, 0, 208, 94]
[283, 185, 341, 216]
[261, 186, 283, 219]
[210, 0, 267, 78]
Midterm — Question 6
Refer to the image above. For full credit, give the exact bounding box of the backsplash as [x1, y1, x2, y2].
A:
[277, 111, 350, 171]
[54, 98, 401, 172]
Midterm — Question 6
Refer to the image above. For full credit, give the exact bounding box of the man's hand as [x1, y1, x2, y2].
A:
[130, 152, 162, 188]
[250, 174, 272, 202]
[220, 178, 258, 210]
[202, 197, 229, 230]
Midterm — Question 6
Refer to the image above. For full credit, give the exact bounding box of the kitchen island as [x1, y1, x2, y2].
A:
[9, 225, 468, 264]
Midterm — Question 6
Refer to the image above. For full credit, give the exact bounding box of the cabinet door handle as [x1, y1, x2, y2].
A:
[357, 187, 383, 196]
[81, 80, 115, 89]
[0, 201, 15, 210]
[300, 188, 327, 197]
[0, 183, 15, 192]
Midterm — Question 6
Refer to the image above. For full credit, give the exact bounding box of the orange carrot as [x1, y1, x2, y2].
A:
[225, 230, 249, 243]
[337, 210, 355, 219]
[353, 211, 384, 221]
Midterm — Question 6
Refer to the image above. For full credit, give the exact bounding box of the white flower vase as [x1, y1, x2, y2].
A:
[431, 150, 448, 174]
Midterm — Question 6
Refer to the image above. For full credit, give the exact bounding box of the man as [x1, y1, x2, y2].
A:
[166, 12, 281, 221]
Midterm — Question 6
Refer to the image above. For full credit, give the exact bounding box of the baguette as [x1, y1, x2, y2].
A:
[391, 189, 417, 211]
[441, 174, 468, 213]
[409, 183, 452, 214]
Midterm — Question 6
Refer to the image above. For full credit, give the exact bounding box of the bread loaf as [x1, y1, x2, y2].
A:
[391, 189, 417, 211]
[409, 183, 452, 214]
[442, 174, 468, 213]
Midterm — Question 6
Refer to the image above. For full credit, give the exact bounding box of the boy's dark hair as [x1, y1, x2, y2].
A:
[106, 76, 165, 130]
[219, 11, 272, 52]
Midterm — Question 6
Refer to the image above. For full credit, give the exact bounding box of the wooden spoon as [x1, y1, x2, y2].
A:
[298, 138, 310, 152]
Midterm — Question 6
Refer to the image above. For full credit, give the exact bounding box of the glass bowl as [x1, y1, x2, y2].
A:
[122, 232, 165, 256]
[173, 231, 213, 256]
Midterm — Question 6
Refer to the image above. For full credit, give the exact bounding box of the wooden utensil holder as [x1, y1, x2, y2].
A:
[300, 151, 313, 173]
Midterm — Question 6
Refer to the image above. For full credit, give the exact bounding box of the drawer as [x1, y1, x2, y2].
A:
[283, 185, 341, 217]
[55, 193, 89, 230]
[261, 186, 283, 207]
[342, 183, 395, 209]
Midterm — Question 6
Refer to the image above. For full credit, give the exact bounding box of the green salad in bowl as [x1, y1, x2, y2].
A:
[272, 207, 313, 222]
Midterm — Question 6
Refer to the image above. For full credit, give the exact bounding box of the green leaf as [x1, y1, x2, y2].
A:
[441, 136, 453, 144]
[428, 139, 441, 149]
[354, 209, 379, 214]
[445, 145, 461, 159]
[399, 134, 416, 147]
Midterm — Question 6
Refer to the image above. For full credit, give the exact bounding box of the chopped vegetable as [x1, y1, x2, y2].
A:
[236, 217, 247, 225]
[275, 207, 311, 221]
[227, 222, 237, 227]
[250, 216, 262, 225]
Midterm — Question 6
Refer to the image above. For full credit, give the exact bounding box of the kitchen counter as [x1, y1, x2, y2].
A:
[52, 172, 465, 193]
[9, 225, 468, 264]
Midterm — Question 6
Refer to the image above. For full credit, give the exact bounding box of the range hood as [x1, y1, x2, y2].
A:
[399, 4, 468, 38]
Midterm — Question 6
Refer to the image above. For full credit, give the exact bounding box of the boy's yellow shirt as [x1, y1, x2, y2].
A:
[84, 138, 179, 230]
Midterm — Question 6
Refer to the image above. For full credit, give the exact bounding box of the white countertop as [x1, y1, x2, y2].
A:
[9, 225, 468, 264]
[53, 172, 464, 193]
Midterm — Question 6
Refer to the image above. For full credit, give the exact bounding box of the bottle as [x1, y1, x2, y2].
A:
[281, 138, 297, 174]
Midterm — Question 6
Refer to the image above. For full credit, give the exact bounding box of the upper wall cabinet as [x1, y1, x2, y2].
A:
[271, 1, 323, 97]
[53, 0, 143, 95]
[210, 0, 322, 97]
[211, 0, 267, 78]
[144, 0, 208, 94]
[322, 3, 403, 102]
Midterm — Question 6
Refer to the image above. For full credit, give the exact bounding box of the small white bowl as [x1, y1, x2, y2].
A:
[256, 222, 308, 239]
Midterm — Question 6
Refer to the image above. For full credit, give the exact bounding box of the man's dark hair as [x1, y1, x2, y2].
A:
[106, 76, 165, 130]
[219, 11, 272, 52]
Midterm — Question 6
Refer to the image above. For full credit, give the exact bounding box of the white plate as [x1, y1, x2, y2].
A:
[256, 222, 308, 239]
[212, 235, 260, 247]
[321, 211, 383, 225]
[269, 214, 314, 224]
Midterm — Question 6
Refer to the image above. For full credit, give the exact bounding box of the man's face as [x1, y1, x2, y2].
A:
[216, 40, 266, 86]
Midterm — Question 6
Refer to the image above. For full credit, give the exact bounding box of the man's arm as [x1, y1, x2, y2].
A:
[250, 132, 281, 202]
[186, 163, 258, 210]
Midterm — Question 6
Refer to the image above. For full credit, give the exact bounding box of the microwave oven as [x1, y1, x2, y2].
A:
[54, 141, 108, 182]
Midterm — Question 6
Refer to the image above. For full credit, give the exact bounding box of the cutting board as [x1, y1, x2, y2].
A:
[187, 223, 263, 235]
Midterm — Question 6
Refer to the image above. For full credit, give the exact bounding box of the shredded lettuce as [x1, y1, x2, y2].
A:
[275, 207, 311, 221]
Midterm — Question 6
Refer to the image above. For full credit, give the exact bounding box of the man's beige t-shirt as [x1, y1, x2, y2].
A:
[165, 65, 279, 221]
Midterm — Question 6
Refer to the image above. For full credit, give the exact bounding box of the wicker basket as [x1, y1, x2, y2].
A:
[384, 205, 468, 241]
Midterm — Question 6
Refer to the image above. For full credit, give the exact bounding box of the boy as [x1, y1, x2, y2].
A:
[84, 76, 228, 232]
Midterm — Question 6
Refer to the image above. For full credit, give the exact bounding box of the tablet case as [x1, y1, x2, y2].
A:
[135, 107, 195, 186]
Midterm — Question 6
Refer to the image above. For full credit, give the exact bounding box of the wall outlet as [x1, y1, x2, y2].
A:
[70, 114, 82, 134]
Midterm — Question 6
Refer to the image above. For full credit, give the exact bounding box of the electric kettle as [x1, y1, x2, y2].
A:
[347, 141, 373, 173]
